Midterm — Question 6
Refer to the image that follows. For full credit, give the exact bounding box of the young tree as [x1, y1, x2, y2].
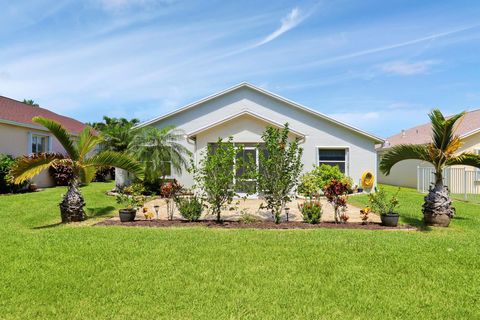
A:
[257, 124, 303, 224]
[380, 109, 480, 226]
[193, 137, 243, 222]
[9, 117, 143, 223]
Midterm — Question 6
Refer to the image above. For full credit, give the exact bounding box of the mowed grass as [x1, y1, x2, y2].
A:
[0, 183, 479, 319]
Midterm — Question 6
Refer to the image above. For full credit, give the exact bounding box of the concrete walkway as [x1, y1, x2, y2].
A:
[128, 197, 381, 223]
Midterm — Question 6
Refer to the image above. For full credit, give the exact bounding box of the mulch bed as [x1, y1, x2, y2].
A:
[96, 219, 416, 231]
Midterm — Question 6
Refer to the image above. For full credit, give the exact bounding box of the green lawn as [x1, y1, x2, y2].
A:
[0, 183, 479, 319]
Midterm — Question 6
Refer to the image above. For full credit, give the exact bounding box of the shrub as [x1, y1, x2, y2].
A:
[49, 164, 74, 186]
[93, 167, 113, 182]
[323, 179, 349, 223]
[175, 196, 203, 221]
[298, 164, 349, 197]
[123, 182, 148, 195]
[0, 154, 29, 194]
[298, 199, 322, 224]
[368, 187, 400, 216]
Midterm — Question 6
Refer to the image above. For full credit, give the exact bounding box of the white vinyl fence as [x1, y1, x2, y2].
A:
[417, 166, 480, 203]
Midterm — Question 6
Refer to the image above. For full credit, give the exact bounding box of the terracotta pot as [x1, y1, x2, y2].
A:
[424, 213, 451, 227]
[119, 208, 136, 222]
[380, 213, 399, 227]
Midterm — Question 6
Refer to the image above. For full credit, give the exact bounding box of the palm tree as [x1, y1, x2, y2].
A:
[89, 116, 140, 152]
[380, 109, 480, 226]
[128, 126, 191, 184]
[9, 117, 144, 223]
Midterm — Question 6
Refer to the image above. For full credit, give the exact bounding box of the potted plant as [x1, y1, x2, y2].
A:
[368, 187, 400, 227]
[116, 192, 146, 222]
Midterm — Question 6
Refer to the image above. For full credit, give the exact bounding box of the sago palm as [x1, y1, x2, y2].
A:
[9, 117, 144, 223]
[128, 126, 191, 183]
[380, 109, 480, 226]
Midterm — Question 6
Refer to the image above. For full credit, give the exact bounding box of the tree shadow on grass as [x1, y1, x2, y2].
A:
[86, 206, 116, 218]
[401, 216, 432, 232]
[32, 222, 63, 230]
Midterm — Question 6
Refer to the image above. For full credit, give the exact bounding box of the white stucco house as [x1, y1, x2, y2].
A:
[135, 83, 384, 194]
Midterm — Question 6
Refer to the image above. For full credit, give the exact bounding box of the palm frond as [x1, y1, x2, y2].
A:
[33, 117, 79, 160]
[380, 144, 430, 175]
[77, 127, 102, 160]
[429, 109, 465, 152]
[9, 153, 63, 184]
[84, 151, 144, 180]
[79, 166, 96, 184]
[446, 153, 480, 169]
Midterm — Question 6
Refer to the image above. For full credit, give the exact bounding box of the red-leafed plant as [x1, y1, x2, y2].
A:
[160, 180, 183, 220]
[323, 179, 349, 223]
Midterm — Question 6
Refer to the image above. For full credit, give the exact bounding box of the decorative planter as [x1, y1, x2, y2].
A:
[119, 208, 136, 222]
[380, 213, 399, 227]
[424, 213, 451, 227]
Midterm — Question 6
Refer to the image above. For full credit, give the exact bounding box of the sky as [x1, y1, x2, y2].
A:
[1, 0, 479, 138]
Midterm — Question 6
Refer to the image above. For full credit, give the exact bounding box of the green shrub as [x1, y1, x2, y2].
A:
[0, 154, 27, 194]
[298, 164, 346, 197]
[368, 187, 400, 216]
[175, 196, 203, 221]
[298, 199, 322, 224]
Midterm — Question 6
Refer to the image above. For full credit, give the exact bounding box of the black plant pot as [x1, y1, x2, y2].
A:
[380, 213, 399, 227]
[119, 208, 136, 222]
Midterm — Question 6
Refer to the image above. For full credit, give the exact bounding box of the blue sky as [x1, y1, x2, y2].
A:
[1, 0, 479, 137]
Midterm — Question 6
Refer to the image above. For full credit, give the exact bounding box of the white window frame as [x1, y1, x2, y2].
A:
[316, 146, 349, 176]
[27, 132, 52, 154]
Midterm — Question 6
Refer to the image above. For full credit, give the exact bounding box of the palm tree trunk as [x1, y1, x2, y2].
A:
[60, 179, 86, 223]
[422, 170, 455, 226]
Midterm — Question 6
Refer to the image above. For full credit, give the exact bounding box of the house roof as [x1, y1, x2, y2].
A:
[0, 96, 87, 134]
[136, 82, 384, 143]
[381, 109, 480, 149]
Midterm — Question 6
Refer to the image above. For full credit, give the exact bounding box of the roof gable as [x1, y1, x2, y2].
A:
[136, 83, 384, 143]
[0, 96, 86, 134]
[186, 110, 306, 138]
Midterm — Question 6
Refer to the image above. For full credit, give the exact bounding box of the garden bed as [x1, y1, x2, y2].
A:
[96, 219, 416, 230]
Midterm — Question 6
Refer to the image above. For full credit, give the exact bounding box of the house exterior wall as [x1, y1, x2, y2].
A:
[0, 122, 67, 187]
[149, 87, 379, 190]
[377, 131, 480, 189]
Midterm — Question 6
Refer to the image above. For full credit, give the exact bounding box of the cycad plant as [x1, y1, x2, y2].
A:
[380, 109, 480, 226]
[9, 117, 144, 223]
[128, 126, 191, 184]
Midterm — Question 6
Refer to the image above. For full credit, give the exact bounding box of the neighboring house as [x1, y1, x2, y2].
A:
[377, 109, 480, 188]
[136, 83, 383, 195]
[0, 96, 87, 187]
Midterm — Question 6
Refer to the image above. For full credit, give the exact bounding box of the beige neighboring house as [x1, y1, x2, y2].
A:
[0, 96, 87, 187]
[377, 109, 480, 188]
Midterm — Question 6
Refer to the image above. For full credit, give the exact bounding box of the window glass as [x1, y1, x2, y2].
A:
[32, 135, 48, 154]
[318, 148, 346, 173]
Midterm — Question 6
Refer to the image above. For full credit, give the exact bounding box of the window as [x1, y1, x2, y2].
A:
[318, 148, 347, 174]
[31, 134, 49, 154]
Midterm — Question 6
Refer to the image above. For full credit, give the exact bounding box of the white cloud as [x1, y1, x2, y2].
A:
[380, 60, 439, 75]
[254, 7, 305, 47]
